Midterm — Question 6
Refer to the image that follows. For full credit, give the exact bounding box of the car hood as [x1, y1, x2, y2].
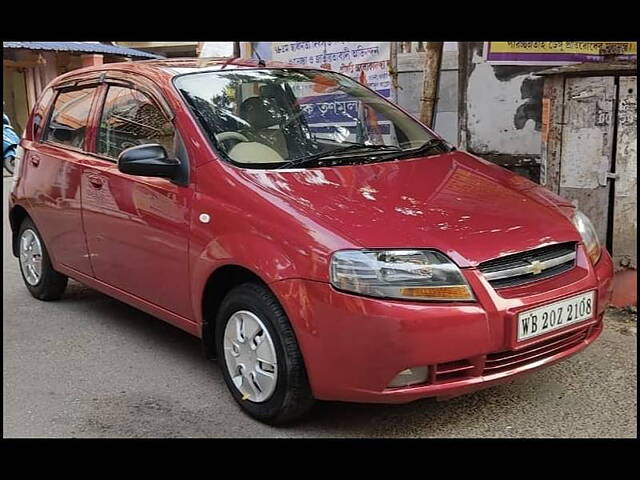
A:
[237, 151, 580, 267]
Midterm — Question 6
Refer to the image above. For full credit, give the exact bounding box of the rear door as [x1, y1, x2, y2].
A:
[80, 80, 194, 319]
[21, 84, 101, 276]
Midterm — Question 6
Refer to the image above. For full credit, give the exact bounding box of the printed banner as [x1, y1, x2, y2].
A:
[270, 42, 394, 144]
[270, 42, 392, 98]
[485, 41, 637, 65]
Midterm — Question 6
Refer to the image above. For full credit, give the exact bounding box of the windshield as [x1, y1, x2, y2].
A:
[174, 69, 441, 169]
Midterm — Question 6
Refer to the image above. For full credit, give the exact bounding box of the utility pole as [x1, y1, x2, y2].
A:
[389, 42, 399, 104]
[419, 42, 443, 128]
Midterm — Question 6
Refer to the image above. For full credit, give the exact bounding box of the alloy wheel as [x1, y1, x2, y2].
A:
[19, 229, 43, 286]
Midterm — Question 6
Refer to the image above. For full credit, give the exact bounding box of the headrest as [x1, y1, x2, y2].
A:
[240, 96, 281, 130]
[228, 141, 284, 164]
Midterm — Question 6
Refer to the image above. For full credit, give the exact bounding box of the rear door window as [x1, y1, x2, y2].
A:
[97, 85, 175, 160]
[44, 87, 96, 150]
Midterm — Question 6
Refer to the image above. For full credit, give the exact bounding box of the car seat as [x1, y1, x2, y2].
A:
[239, 96, 289, 158]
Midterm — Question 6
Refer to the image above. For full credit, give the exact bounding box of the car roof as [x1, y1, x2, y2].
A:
[51, 57, 321, 87]
[139, 57, 308, 74]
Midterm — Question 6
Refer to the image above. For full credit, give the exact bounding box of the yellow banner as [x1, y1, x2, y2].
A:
[490, 41, 637, 55]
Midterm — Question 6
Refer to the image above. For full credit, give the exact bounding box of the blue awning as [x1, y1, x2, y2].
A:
[3, 42, 163, 59]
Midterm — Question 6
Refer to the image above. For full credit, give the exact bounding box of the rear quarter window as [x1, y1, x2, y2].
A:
[30, 88, 55, 140]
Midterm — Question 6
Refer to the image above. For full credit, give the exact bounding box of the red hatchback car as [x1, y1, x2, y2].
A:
[9, 58, 614, 424]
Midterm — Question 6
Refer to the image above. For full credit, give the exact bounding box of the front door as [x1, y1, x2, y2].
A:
[81, 83, 193, 319]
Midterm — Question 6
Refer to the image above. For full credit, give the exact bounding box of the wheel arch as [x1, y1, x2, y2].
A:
[9, 204, 30, 257]
[200, 264, 272, 359]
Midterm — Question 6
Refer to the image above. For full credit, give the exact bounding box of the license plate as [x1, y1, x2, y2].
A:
[517, 291, 595, 342]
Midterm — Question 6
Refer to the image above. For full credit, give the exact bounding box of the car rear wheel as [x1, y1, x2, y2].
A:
[215, 282, 315, 425]
[18, 218, 68, 300]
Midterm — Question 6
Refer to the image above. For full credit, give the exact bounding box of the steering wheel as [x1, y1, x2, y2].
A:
[215, 131, 250, 150]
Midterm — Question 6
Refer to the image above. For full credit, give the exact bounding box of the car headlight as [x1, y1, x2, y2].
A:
[330, 249, 475, 301]
[572, 210, 601, 265]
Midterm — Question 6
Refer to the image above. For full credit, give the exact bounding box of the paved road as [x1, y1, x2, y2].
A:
[3, 176, 637, 438]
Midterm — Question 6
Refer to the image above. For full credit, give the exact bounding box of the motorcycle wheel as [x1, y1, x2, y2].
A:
[4, 156, 15, 175]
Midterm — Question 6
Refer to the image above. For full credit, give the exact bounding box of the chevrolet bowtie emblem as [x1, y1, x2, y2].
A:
[530, 260, 543, 275]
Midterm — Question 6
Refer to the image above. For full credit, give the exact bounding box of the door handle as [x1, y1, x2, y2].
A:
[30, 155, 40, 167]
[87, 175, 104, 188]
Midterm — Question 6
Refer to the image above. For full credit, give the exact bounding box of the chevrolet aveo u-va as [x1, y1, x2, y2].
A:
[9, 58, 614, 424]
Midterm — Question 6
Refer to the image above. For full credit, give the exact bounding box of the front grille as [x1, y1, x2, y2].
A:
[432, 359, 475, 383]
[479, 242, 577, 289]
[410, 322, 598, 388]
[483, 327, 590, 375]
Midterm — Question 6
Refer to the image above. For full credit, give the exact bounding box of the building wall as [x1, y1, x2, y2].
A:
[3, 49, 139, 137]
[613, 75, 638, 271]
[3, 66, 29, 134]
[2, 50, 54, 131]
[459, 42, 546, 180]
[395, 44, 459, 144]
[117, 42, 198, 58]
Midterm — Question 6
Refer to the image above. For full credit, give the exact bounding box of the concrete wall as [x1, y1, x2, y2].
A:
[395, 44, 459, 144]
[613, 75, 638, 270]
[459, 42, 546, 180]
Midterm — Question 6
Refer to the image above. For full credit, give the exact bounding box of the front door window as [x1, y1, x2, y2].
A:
[97, 86, 175, 160]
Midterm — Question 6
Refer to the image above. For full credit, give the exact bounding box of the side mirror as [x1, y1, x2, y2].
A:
[117, 144, 180, 179]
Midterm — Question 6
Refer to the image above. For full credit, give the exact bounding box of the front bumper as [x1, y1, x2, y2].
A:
[270, 245, 614, 403]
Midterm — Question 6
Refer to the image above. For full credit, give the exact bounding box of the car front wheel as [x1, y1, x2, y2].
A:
[215, 282, 314, 425]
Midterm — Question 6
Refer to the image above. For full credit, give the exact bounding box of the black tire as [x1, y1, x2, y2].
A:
[215, 282, 315, 425]
[4, 155, 15, 175]
[17, 217, 68, 301]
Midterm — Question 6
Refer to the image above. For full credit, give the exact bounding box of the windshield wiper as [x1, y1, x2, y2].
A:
[276, 144, 402, 169]
[353, 138, 454, 165]
[396, 138, 455, 158]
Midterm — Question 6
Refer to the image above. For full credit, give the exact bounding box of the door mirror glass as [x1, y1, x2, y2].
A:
[117, 144, 180, 178]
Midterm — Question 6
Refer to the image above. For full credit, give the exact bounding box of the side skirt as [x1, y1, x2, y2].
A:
[56, 264, 201, 338]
